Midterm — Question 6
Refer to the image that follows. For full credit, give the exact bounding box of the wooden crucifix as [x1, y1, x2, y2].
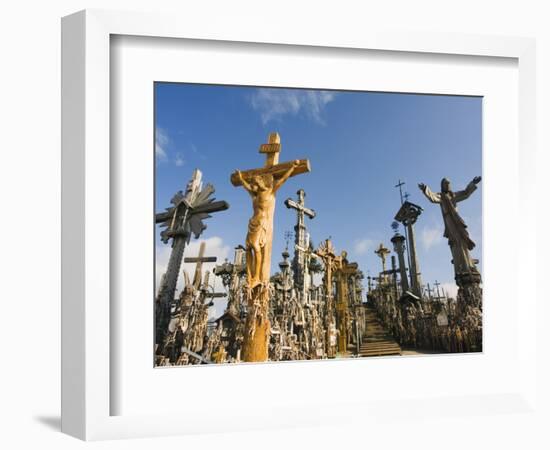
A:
[231, 132, 311, 362]
[374, 243, 391, 273]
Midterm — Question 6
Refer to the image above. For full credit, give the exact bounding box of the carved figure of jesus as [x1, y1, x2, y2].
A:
[235, 161, 300, 287]
[418, 176, 481, 279]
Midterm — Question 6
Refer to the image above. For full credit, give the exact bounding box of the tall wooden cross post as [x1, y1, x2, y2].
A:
[231, 133, 311, 362]
[285, 189, 316, 290]
[213, 245, 246, 316]
[315, 238, 338, 358]
[334, 251, 359, 354]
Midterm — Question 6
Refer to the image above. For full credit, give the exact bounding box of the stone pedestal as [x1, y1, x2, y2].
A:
[456, 277, 482, 352]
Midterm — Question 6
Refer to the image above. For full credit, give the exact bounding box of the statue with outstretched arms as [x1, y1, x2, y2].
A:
[418, 176, 482, 283]
[235, 160, 300, 288]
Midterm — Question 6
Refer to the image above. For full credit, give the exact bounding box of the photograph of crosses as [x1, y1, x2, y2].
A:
[154, 83, 483, 366]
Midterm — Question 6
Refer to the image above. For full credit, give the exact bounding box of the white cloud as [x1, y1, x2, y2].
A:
[156, 236, 231, 319]
[312, 272, 323, 287]
[438, 282, 458, 300]
[155, 127, 190, 167]
[155, 127, 168, 160]
[155, 129, 195, 167]
[174, 152, 185, 167]
[249, 88, 336, 125]
[353, 238, 374, 256]
[420, 224, 444, 250]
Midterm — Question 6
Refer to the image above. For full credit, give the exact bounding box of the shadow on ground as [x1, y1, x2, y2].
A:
[34, 415, 61, 431]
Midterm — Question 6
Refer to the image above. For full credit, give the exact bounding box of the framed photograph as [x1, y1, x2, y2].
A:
[62, 9, 537, 441]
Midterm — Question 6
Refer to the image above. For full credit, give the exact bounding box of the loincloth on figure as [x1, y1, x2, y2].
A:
[246, 216, 268, 248]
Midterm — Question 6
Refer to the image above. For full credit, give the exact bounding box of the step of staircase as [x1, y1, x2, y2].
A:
[358, 308, 402, 357]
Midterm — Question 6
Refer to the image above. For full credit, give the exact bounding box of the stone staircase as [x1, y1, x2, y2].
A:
[359, 307, 402, 357]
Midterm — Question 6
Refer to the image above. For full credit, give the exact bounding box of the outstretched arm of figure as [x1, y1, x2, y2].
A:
[273, 160, 299, 192]
[418, 183, 441, 204]
[236, 170, 254, 193]
[455, 176, 481, 202]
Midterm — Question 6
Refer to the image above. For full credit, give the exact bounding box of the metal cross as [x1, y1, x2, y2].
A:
[395, 179, 406, 205]
[285, 188, 316, 289]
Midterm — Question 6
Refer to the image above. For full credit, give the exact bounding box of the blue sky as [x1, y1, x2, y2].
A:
[155, 83, 482, 302]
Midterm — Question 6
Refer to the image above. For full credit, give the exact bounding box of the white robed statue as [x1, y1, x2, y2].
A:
[418, 176, 481, 284]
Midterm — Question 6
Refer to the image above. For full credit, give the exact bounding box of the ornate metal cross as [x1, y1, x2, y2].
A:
[285, 188, 316, 289]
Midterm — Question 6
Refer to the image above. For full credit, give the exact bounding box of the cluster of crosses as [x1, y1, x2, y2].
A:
[155, 134, 368, 365]
[365, 179, 483, 354]
[154, 133, 483, 365]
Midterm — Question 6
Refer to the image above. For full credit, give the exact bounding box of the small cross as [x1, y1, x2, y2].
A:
[395, 179, 406, 205]
[434, 280, 442, 299]
[426, 283, 433, 299]
[374, 243, 391, 272]
[184, 242, 218, 289]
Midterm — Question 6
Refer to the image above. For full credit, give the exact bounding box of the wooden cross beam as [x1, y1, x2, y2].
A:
[204, 292, 227, 299]
[172, 291, 226, 304]
[230, 133, 310, 186]
[202, 290, 227, 307]
[374, 243, 391, 258]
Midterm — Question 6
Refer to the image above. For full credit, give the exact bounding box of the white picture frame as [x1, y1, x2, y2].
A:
[61, 9, 537, 441]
